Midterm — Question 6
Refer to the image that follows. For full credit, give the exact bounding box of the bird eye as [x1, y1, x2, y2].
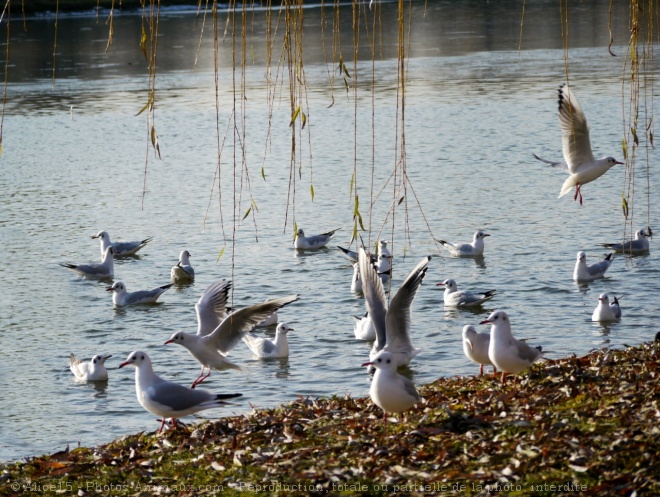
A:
[140, 355, 144, 360]
[386, 359, 391, 364]
[377, 358, 382, 363]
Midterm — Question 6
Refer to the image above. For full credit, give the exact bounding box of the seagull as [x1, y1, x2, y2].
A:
[361, 351, 422, 420]
[462, 325, 496, 376]
[592, 293, 622, 322]
[602, 228, 652, 254]
[60, 246, 115, 279]
[69, 353, 112, 382]
[242, 322, 293, 358]
[256, 309, 278, 328]
[533, 84, 623, 205]
[437, 279, 496, 307]
[353, 312, 376, 341]
[351, 262, 363, 294]
[376, 253, 393, 283]
[358, 248, 428, 367]
[293, 228, 340, 250]
[436, 231, 489, 257]
[118, 350, 242, 433]
[573, 251, 613, 282]
[91, 230, 153, 258]
[106, 281, 173, 306]
[165, 286, 299, 387]
[480, 310, 543, 383]
[171, 250, 194, 283]
[337, 240, 390, 263]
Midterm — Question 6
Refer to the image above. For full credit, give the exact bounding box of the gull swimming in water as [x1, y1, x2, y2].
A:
[480, 310, 543, 383]
[243, 322, 293, 358]
[119, 350, 242, 433]
[461, 325, 496, 376]
[361, 350, 422, 420]
[358, 248, 429, 367]
[337, 240, 390, 263]
[69, 353, 112, 382]
[171, 250, 194, 283]
[60, 246, 115, 279]
[107, 281, 173, 306]
[294, 228, 340, 250]
[591, 293, 622, 322]
[437, 279, 496, 307]
[436, 231, 489, 257]
[165, 286, 299, 387]
[573, 251, 613, 282]
[91, 230, 153, 258]
[353, 312, 376, 341]
[533, 84, 623, 205]
[602, 228, 652, 254]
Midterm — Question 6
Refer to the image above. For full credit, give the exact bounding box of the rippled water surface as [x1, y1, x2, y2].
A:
[1, 1, 658, 460]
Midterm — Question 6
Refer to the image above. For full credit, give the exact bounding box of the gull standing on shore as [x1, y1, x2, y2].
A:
[119, 351, 242, 433]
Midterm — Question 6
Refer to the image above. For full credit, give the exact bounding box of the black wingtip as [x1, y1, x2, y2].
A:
[216, 393, 243, 400]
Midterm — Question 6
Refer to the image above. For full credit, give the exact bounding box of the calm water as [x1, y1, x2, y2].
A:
[1, 2, 658, 461]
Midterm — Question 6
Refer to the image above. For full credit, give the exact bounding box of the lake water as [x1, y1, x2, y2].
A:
[1, 1, 658, 461]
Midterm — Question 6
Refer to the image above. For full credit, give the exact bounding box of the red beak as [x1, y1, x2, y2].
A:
[164, 339, 173, 345]
[118, 361, 130, 368]
[361, 361, 373, 367]
[479, 319, 491, 325]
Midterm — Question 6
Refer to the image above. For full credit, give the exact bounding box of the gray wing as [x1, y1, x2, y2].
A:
[304, 234, 333, 247]
[514, 339, 542, 363]
[112, 238, 152, 255]
[243, 333, 275, 355]
[207, 295, 299, 353]
[196, 280, 232, 337]
[124, 286, 168, 304]
[558, 85, 595, 173]
[63, 262, 110, 276]
[385, 256, 430, 352]
[587, 257, 611, 276]
[358, 248, 388, 350]
[401, 376, 422, 402]
[148, 380, 217, 412]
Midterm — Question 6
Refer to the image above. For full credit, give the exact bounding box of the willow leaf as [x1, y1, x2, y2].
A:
[310, 184, 315, 201]
[301, 112, 307, 130]
[261, 167, 266, 180]
[290, 105, 301, 127]
[622, 195, 629, 219]
[216, 247, 225, 262]
[349, 172, 355, 197]
[398, 196, 405, 205]
[140, 26, 147, 60]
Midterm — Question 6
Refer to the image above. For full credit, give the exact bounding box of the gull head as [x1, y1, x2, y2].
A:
[598, 293, 610, 304]
[479, 309, 509, 326]
[437, 279, 457, 291]
[276, 322, 293, 334]
[92, 354, 112, 365]
[119, 350, 150, 369]
[107, 281, 126, 293]
[474, 230, 490, 241]
[164, 331, 187, 346]
[296, 228, 305, 238]
[361, 350, 397, 372]
[92, 230, 109, 241]
[179, 250, 191, 264]
[576, 251, 586, 262]
[607, 157, 624, 166]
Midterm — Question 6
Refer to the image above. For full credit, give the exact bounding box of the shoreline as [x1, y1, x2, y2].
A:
[1, 342, 658, 496]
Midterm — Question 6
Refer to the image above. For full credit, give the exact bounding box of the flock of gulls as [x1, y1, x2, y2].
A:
[61, 84, 653, 431]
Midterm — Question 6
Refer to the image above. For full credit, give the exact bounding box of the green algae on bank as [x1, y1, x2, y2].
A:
[1, 343, 658, 496]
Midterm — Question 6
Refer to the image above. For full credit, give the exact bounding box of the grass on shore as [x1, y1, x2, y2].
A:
[1, 342, 658, 496]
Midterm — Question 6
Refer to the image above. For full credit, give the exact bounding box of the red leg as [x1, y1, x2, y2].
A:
[500, 371, 507, 383]
[479, 364, 484, 376]
[157, 418, 167, 433]
[171, 418, 178, 430]
[191, 367, 211, 389]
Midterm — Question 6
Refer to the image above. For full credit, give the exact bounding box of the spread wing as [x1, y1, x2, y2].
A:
[196, 280, 232, 337]
[558, 85, 595, 173]
[207, 295, 299, 353]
